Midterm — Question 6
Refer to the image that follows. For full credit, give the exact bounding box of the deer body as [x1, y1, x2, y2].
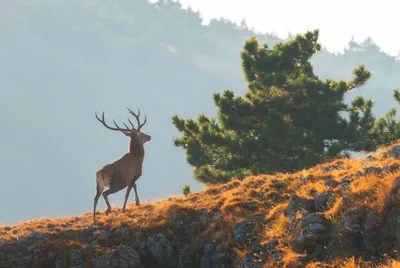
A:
[96, 154, 139, 190]
[93, 108, 151, 219]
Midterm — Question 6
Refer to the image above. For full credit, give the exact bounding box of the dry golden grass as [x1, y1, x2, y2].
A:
[265, 213, 290, 240]
[280, 247, 305, 268]
[340, 256, 363, 268]
[381, 260, 400, 268]
[2, 141, 400, 266]
[302, 257, 400, 268]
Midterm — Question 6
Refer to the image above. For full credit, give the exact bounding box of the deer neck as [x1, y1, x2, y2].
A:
[128, 137, 144, 156]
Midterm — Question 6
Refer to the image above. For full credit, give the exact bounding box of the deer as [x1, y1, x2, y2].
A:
[93, 108, 151, 219]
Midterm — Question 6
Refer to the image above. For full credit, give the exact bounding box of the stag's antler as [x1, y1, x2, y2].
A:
[95, 108, 147, 132]
[95, 112, 131, 132]
[127, 108, 147, 130]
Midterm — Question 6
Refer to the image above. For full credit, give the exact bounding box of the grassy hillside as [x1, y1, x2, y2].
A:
[3, 143, 400, 267]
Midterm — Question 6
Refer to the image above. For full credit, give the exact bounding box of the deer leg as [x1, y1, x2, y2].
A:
[122, 185, 132, 213]
[93, 182, 104, 219]
[132, 182, 140, 206]
[101, 170, 126, 214]
[102, 186, 122, 214]
[102, 191, 112, 214]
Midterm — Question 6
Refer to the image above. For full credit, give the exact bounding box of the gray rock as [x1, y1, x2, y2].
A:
[213, 211, 222, 218]
[14, 256, 33, 266]
[263, 240, 283, 262]
[264, 239, 279, 250]
[30, 231, 47, 240]
[363, 155, 376, 162]
[178, 244, 200, 268]
[355, 170, 364, 177]
[17, 238, 27, 249]
[212, 252, 231, 266]
[388, 145, 400, 159]
[204, 243, 215, 255]
[362, 211, 382, 255]
[216, 243, 229, 253]
[98, 230, 112, 241]
[290, 235, 307, 252]
[48, 251, 57, 260]
[268, 248, 283, 262]
[251, 243, 265, 254]
[383, 163, 400, 173]
[298, 213, 329, 230]
[26, 243, 36, 252]
[120, 227, 135, 242]
[233, 220, 257, 244]
[135, 230, 146, 243]
[326, 214, 364, 258]
[199, 210, 209, 223]
[302, 223, 327, 233]
[214, 232, 229, 244]
[82, 226, 96, 233]
[143, 234, 176, 267]
[93, 254, 115, 267]
[72, 249, 84, 265]
[200, 243, 214, 268]
[290, 233, 324, 256]
[118, 245, 143, 268]
[324, 178, 339, 188]
[247, 203, 258, 211]
[285, 194, 315, 219]
[322, 163, 342, 173]
[92, 245, 142, 268]
[18, 231, 47, 242]
[55, 260, 62, 268]
[384, 166, 392, 173]
[364, 166, 383, 175]
[239, 257, 262, 268]
[314, 193, 330, 211]
[290, 213, 330, 260]
[394, 178, 400, 190]
[301, 175, 315, 184]
[341, 178, 350, 183]
[265, 192, 281, 202]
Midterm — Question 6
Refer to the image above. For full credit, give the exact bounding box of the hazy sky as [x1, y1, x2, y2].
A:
[174, 0, 399, 57]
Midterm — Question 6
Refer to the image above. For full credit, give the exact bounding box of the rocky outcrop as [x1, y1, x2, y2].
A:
[92, 245, 143, 268]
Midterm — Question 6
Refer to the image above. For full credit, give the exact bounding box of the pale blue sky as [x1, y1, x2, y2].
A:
[171, 0, 399, 56]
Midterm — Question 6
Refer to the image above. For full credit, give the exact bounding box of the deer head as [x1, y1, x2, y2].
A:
[95, 108, 151, 145]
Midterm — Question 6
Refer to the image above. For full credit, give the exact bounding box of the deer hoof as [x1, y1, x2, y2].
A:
[122, 207, 126, 213]
[135, 201, 140, 206]
[105, 209, 111, 215]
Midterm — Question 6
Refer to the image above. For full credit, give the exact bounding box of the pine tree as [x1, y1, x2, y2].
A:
[370, 89, 400, 145]
[172, 30, 376, 185]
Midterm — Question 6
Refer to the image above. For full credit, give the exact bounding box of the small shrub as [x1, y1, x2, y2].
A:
[182, 184, 191, 196]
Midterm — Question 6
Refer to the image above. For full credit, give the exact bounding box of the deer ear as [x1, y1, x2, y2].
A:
[122, 131, 131, 137]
